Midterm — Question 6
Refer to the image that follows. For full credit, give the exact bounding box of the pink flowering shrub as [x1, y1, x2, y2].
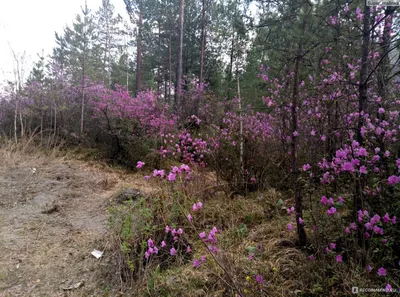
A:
[88, 86, 177, 137]
[85, 85, 178, 167]
[205, 99, 275, 193]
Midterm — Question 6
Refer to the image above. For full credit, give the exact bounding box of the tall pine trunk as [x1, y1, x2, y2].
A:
[292, 44, 306, 246]
[174, 0, 184, 112]
[169, 35, 172, 105]
[135, 7, 143, 96]
[199, 0, 206, 83]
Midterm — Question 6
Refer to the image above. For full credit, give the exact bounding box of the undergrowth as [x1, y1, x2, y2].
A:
[106, 168, 393, 297]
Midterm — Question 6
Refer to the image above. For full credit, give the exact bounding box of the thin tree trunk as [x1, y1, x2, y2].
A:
[54, 102, 57, 137]
[199, 0, 206, 83]
[135, 8, 143, 96]
[81, 62, 85, 135]
[357, 5, 371, 146]
[174, 0, 185, 112]
[227, 33, 235, 99]
[103, 10, 109, 84]
[81, 89, 85, 135]
[169, 35, 172, 105]
[377, 7, 395, 103]
[40, 113, 43, 145]
[237, 73, 244, 193]
[292, 44, 306, 246]
[19, 111, 24, 138]
[14, 100, 18, 143]
[157, 21, 162, 93]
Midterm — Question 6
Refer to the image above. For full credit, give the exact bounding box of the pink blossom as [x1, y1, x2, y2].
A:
[167, 172, 176, 181]
[383, 213, 390, 223]
[342, 162, 355, 173]
[255, 275, 263, 283]
[170, 248, 177, 256]
[378, 107, 385, 114]
[171, 166, 180, 173]
[180, 164, 191, 172]
[153, 169, 165, 177]
[327, 207, 337, 216]
[388, 175, 400, 185]
[359, 166, 367, 174]
[373, 225, 384, 235]
[358, 147, 368, 157]
[321, 196, 328, 205]
[377, 267, 386, 276]
[386, 284, 392, 293]
[136, 161, 145, 169]
[193, 259, 200, 267]
[287, 223, 293, 231]
[287, 206, 295, 214]
[336, 254, 343, 262]
[161, 241, 166, 247]
[196, 202, 203, 210]
[370, 214, 381, 224]
[187, 214, 193, 221]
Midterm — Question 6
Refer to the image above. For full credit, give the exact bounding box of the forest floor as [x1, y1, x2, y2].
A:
[0, 149, 149, 297]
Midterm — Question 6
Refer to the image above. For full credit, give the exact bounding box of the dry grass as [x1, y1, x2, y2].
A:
[106, 176, 386, 297]
[0, 139, 385, 296]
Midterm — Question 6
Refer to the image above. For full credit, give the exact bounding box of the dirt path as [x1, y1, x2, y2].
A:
[0, 152, 144, 296]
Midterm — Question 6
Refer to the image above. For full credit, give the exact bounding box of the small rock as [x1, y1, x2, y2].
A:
[61, 281, 84, 291]
[41, 204, 59, 214]
[114, 188, 142, 204]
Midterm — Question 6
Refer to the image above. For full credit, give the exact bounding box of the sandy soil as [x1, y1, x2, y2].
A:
[0, 151, 145, 296]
